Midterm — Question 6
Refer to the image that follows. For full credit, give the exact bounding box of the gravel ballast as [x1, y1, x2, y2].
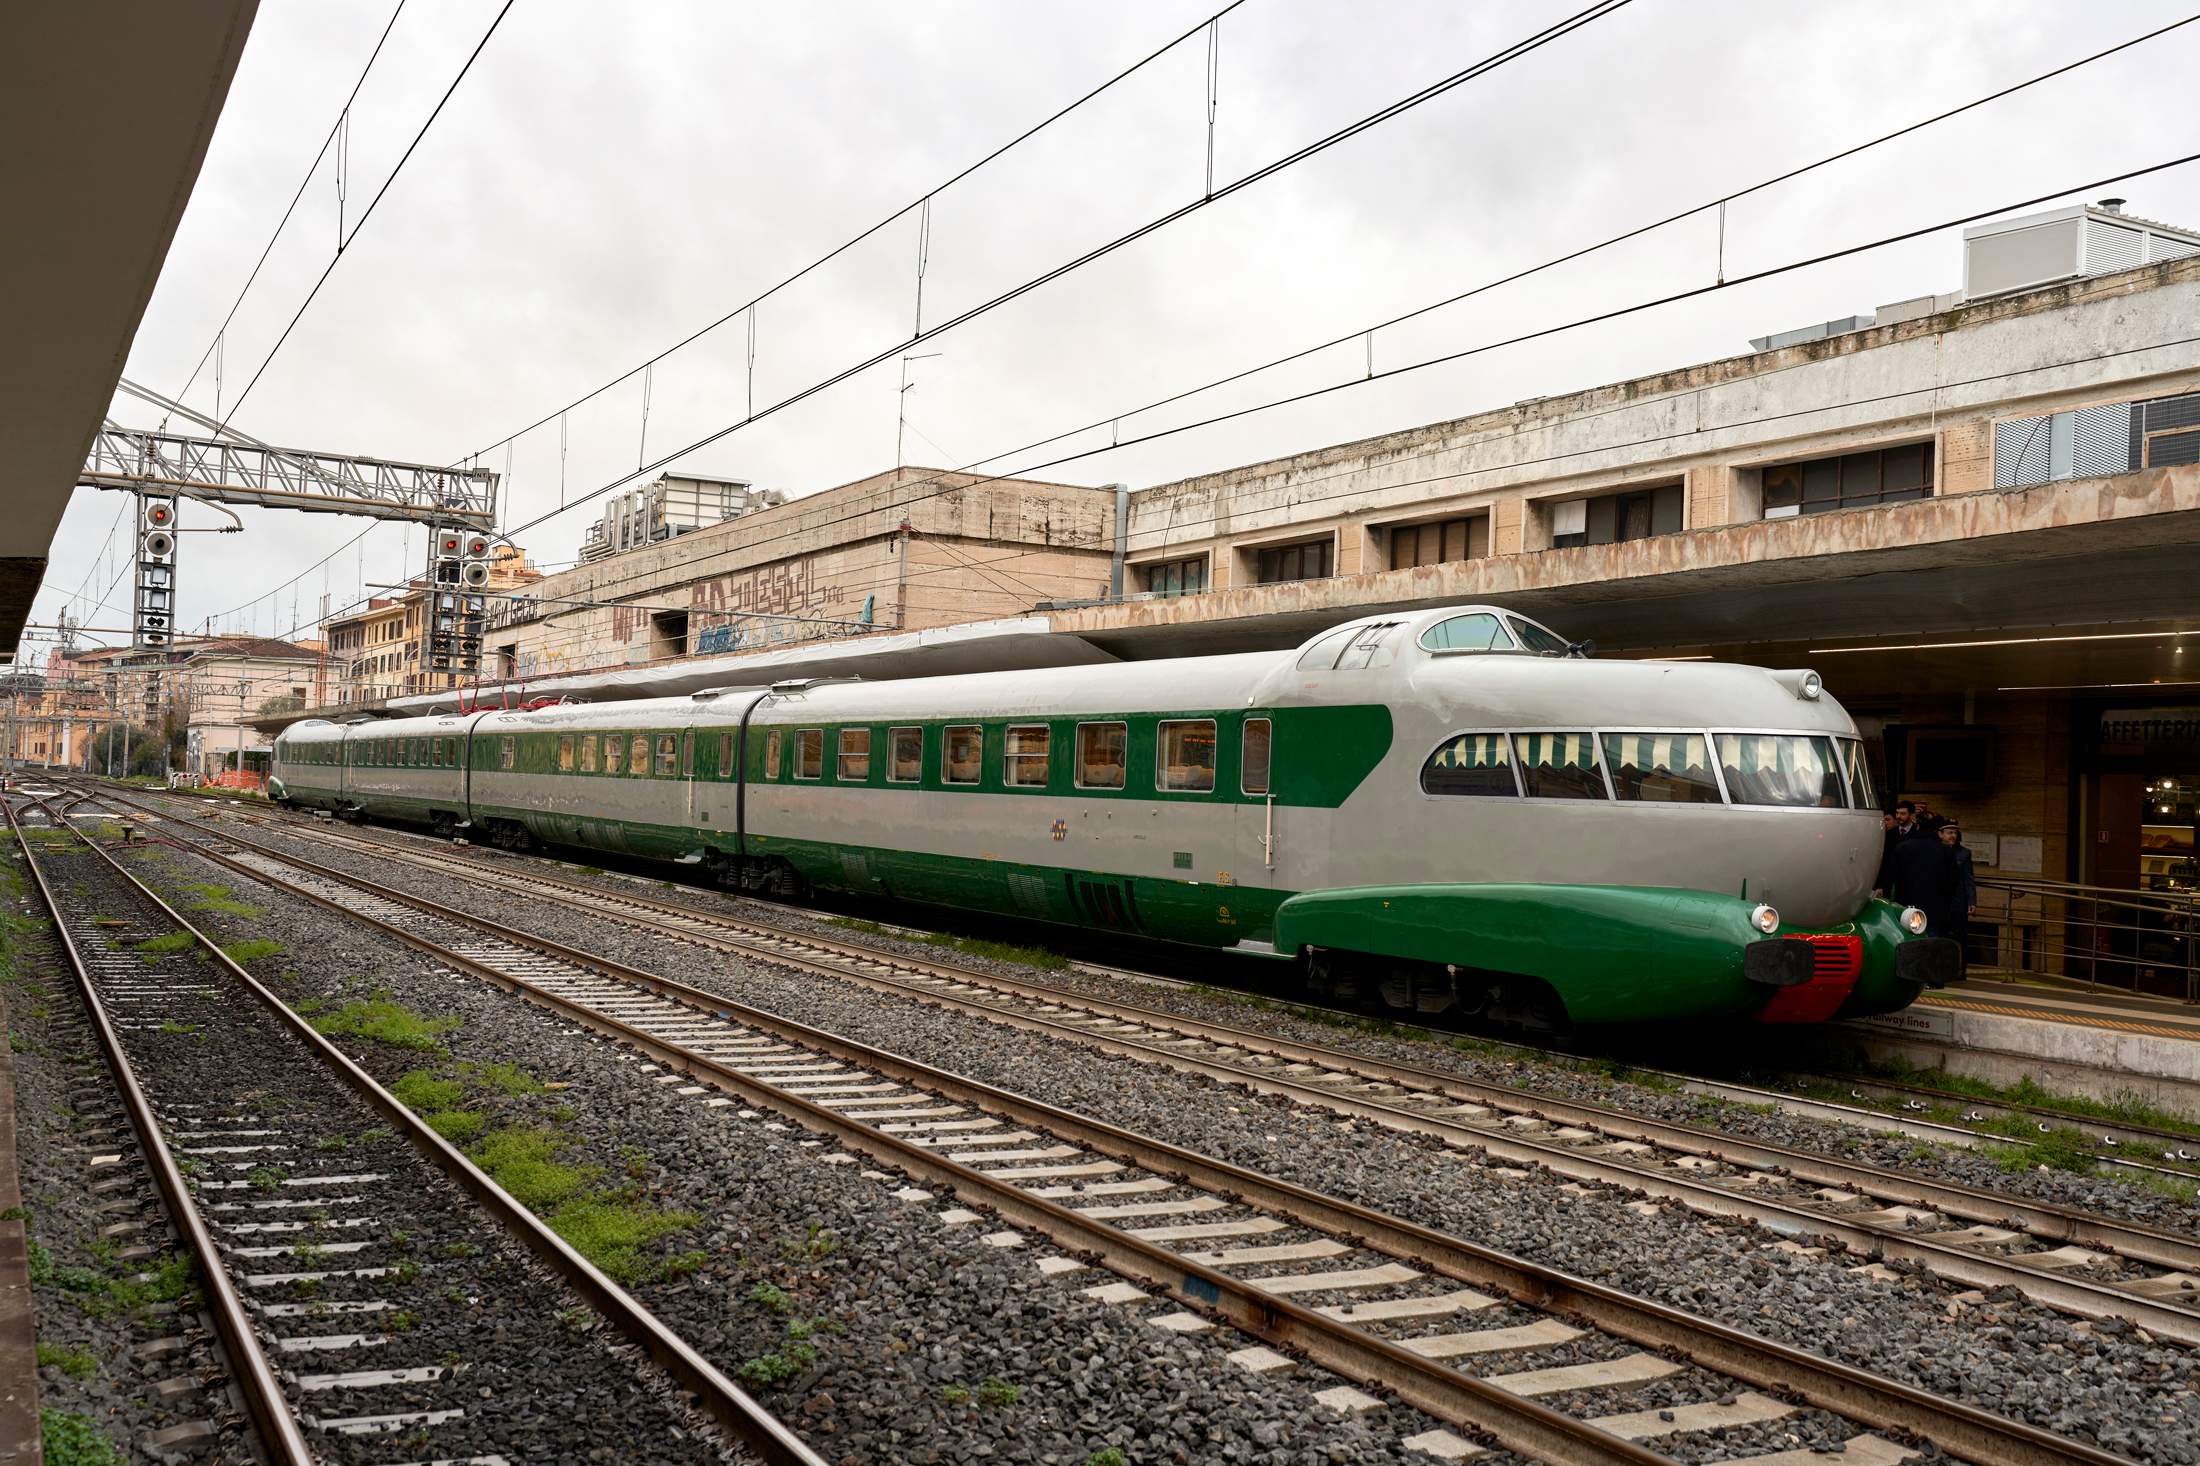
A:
[176, 805, 2200, 1462]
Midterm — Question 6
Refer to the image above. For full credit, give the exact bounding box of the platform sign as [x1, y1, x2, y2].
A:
[1846, 1008, 1957, 1038]
[1998, 835, 2043, 874]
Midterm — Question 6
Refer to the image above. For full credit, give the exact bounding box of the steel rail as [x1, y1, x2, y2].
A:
[120, 803, 2139, 1466]
[24, 795, 829, 1466]
[178, 807, 2200, 1294]
[3, 798, 317, 1466]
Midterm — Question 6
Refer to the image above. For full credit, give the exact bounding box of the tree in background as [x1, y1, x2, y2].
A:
[88, 723, 167, 779]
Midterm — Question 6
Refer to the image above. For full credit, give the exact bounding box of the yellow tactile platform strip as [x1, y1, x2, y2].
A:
[1918, 992, 2200, 1042]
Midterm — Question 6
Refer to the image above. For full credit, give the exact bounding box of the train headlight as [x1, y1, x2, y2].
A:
[1749, 903, 1781, 935]
[1900, 906, 1929, 936]
[1797, 670, 1823, 700]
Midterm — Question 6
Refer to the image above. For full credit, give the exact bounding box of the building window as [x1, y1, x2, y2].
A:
[837, 727, 871, 781]
[1762, 443, 1932, 518]
[1156, 719, 1216, 792]
[1143, 556, 1208, 598]
[1388, 516, 1487, 570]
[944, 725, 982, 785]
[1252, 538, 1332, 585]
[1075, 722, 1127, 789]
[888, 726, 923, 783]
[1242, 718, 1271, 795]
[795, 729, 824, 780]
[1004, 725, 1051, 788]
[1551, 483, 1683, 547]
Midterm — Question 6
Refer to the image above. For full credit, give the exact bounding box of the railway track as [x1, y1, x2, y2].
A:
[82, 784, 2157, 1464]
[6, 788, 824, 1465]
[131, 788, 2200, 1350]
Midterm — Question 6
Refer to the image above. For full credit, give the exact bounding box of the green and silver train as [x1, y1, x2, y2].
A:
[271, 603, 1958, 1028]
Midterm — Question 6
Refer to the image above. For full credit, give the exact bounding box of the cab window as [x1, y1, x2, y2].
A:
[1602, 733, 1722, 804]
[1075, 722, 1126, 789]
[1515, 731, 1607, 799]
[1242, 718, 1272, 795]
[1420, 613, 1512, 652]
[838, 728, 871, 781]
[1508, 617, 1572, 657]
[795, 729, 824, 780]
[944, 725, 982, 785]
[1156, 719, 1216, 792]
[1422, 733, 1518, 797]
[888, 726, 923, 783]
[1004, 725, 1050, 788]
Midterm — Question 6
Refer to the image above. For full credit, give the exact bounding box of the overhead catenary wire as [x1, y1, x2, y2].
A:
[496, 0, 1638, 546]
[453, 0, 1256, 470]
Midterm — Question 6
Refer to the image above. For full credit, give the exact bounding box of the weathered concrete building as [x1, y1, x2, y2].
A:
[480, 467, 1114, 681]
[324, 545, 543, 703]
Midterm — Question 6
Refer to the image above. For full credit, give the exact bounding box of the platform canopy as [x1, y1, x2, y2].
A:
[0, 1, 258, 658]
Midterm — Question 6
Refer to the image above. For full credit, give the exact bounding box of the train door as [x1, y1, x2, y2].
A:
[1233, 712, 1285, 897]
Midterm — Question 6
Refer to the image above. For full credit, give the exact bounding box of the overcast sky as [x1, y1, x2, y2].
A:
[28, 0, 2200, 662]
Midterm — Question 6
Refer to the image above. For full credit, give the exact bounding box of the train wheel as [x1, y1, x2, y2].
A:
[1376, 964, 1456, 1016]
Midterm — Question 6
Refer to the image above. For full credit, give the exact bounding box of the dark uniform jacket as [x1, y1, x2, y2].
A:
[1887, 838, 1962, 933]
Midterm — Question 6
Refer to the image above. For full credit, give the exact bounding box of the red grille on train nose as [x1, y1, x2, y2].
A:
[1756, 932, 1863, 1023]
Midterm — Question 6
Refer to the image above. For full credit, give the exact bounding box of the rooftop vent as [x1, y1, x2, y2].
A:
[1963, 200, 2200, 300]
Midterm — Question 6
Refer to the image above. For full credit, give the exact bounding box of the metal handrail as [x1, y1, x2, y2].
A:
[1973, 874, 2198, 1003]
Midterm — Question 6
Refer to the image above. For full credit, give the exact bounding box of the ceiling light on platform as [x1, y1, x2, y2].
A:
[1811, 630, 2191, 654]
[1995, 679, 2200, 691]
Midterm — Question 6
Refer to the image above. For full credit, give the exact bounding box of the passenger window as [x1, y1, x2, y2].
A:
[1420, 613, 1513, 652]
[763, 728, 783, 780]
[500, 736, 516, 771]
[558, 734, 575, 772]
[1421, 733, 1518, 797]
[1714, 733, 1846, 808]
[1601, 733, 1722, 804]
[1156, 719, 1216, 792]
[656, 734, 677, 776]
[681, 735, 693, 778]
[630, 734, 650, 776]
[795, 729, 824, 780]
[604, 736, 624, 774]
[944, 725, 982, 785]
[838, 728, 871, 781]
[888, 726, 923, 783]
[1516, 732, 1607, 799]
[1242, 718, 1272, 795]
[1075, 723, 1127, 789]
[1004, 725, 1050, 788]
[580, 734, 599, 773]
[719, 733, 733, 780]
[1294, 626, 1357, 670]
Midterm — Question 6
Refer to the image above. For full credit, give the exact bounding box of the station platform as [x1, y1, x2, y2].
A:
[1837, 974, 2200, 1119]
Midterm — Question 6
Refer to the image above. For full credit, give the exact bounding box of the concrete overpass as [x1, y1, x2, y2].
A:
[0, 1, 259, 658]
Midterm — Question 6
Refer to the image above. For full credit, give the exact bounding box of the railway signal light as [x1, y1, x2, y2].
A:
[134, 493, 178, 650]
[461, 532, 493, 589]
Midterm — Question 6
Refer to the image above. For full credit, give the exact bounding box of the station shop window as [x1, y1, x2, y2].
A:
[1422, 733, 1517, 797]
[1143, 556, 1208, 598]
[558, 735, 576, 772]
[1388, 515, 1487, 570]
[1550, 484, 1682, 548]
[605, 736, 625, 775]
[795, 729, 824, 780]
[1157, 720, 1216, 792]
[944, 726, 982, 785]
[1076, 722, 1127, 789]
[1715, 733, 1845, 807]
[888, 726, 923, 782]
[657, 734, 678, 776]
[580, 734, 599, 773]
[1252, 538, 1332, 585]
[1601, 733, 1720, 803]
[1005, 725, 1051, 787]
[500, 736, 516, 770]
[1242, 718, 1272, 795]
[1761, 443, 1932, 518]
[763, 728, 784, 780]
[838, 728, 871, 781]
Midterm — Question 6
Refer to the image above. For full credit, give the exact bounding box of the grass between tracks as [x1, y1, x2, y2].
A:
[827, 916, 1070, 972]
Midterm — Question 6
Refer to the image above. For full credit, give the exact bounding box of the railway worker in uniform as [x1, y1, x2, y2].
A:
[1939, 821, 1978, 973]
[1874, 800, 1929, 898]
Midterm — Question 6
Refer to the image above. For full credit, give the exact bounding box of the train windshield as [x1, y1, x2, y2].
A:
[1506, 617, 1571, 656]
[1714, 733, 1847, 808]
